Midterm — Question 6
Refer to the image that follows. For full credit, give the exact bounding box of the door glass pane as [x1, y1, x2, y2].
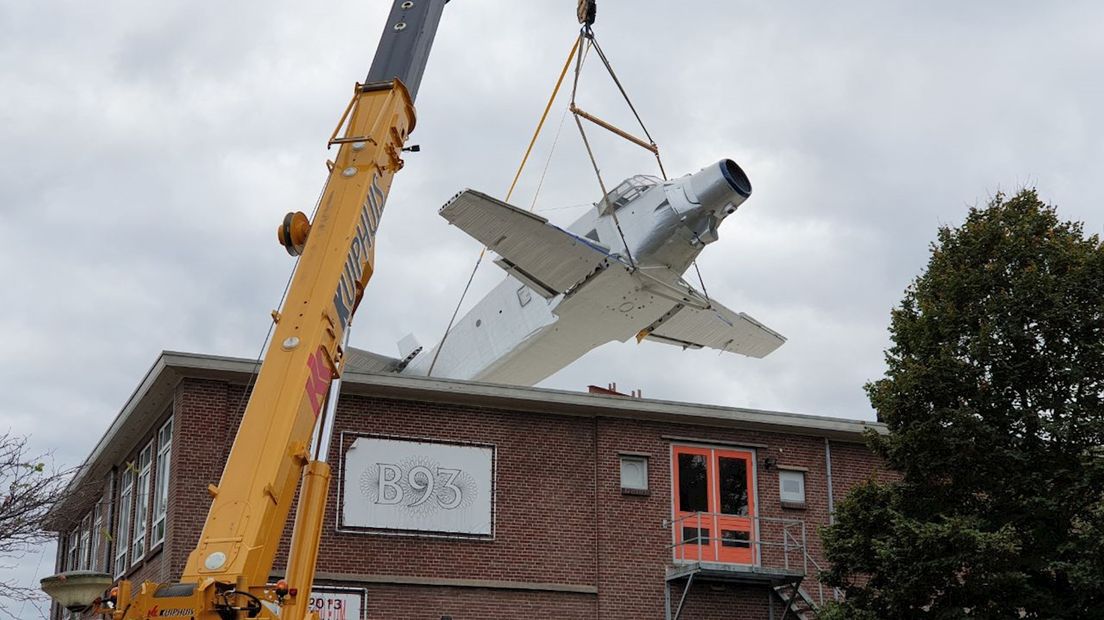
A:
[721, 529, 750, 548]
[677, 453, 708, 512]
[681, 527, 711, 545]
[718, 457, 748, 516]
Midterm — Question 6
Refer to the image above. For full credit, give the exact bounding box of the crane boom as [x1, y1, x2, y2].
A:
[367, 0, 448, 99]
[101, 2, 447, 617]
[181, 81, 411, 584]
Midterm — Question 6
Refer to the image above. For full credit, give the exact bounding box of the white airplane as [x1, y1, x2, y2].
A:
[397, 159, 785, 386]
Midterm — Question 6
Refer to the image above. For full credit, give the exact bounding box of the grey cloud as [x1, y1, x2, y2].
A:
[4, 0, 1104, 604]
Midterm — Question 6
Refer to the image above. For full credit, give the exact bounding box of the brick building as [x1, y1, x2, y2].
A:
[47, 350, 888, 619]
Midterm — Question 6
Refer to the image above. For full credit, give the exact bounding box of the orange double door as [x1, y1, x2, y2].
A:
[672, 445, 757, 565]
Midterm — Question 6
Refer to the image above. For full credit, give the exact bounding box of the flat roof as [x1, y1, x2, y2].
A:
[47, 350, 884, 529]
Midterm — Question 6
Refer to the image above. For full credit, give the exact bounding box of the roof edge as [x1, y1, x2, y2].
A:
[47, 349, 884, 529]
[155, 350, 883, 439]
[338, 370, 884, 440]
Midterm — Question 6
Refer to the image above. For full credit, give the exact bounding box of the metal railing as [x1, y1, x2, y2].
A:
[666, 512, 836, 606]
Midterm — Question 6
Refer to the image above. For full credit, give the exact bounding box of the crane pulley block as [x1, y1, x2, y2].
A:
[578, 0, 596, 26]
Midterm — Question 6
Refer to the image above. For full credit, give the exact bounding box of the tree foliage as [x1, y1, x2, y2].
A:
[0, 432, 74, 615]
[821, 190, 1104, 619]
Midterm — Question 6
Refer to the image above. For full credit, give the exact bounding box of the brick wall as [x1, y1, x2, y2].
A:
[828, 440, 897, 503]
[167, 379, 246, 577]
[363, 585, 596, 619]
[319, 396, 598, 587]
[60, 376, 888, 620]
[675, 583, 772, 619]
[595, 416, 844, 612]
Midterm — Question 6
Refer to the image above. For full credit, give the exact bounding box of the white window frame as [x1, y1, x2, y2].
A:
[619, 454, 649, 493]
[91, 500, 104, 572]
[132, 442, 153, 565]
[152, 418, 172, 547]
[778, 469, 806, 506]
[103, 469, 115, 576]
[78, 512, 92, 570]
[114, 468, 133, 578]
[66, 529, 79, 571]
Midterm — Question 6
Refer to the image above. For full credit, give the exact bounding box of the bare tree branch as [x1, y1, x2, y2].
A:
[0, 431, 80, 610]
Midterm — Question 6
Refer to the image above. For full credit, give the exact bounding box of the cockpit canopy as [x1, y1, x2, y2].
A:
[598, 175, 661, 212]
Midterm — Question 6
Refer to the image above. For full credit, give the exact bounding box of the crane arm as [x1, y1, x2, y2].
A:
[105, 2, 448, 618]
[180, 79, 415, 586]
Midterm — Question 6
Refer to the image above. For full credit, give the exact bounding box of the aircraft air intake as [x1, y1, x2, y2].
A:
[687, 159, 753, 214]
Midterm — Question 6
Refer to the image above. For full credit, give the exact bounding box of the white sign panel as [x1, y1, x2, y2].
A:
[342, 437, 494, 535]
[308, 590, 362, 620]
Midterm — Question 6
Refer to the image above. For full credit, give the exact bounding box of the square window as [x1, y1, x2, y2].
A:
[619, 455, 648, 493]
[779, 470, 806, 507]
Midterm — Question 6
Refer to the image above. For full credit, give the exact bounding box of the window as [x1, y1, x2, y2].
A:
[103, 470, 115, 575]
[66, 529, 79, 571]
[152, 418, 172, 546]
[619, 455, 649, 494]
[91, 500, 104, 571]
[676, 452, 709, 512]
[779, 470, 806, 507]
[718, 456, 749, 516]
[132, 443, 153, 564]
[78, 513, 92, 569]
[115, 468, 133, 578]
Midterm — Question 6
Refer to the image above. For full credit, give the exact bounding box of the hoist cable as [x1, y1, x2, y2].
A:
[505, 36, 582, 203]
[572, 110, 636, 267]
[425, 249, 485, 377]
[427, 37, 581, 377]
[591, 33, 711, 299]
[529, 105, 571, 212]
[588, 35, 668, 180]
[570, 27, 636, 269]
[233, 176, 329, 416]
[692, 260, 711, 302]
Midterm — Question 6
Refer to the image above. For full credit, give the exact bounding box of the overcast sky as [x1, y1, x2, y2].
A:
[3, 0, 1103, 610]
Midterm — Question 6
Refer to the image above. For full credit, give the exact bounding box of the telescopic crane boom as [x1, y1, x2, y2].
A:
[43, 2, 448, 618]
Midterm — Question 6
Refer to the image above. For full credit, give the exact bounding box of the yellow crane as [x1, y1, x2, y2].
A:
[40, 0, 465, 617]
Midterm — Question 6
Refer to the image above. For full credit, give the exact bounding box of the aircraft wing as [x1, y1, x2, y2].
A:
[638, 297, 786, 358]
[440, 189, 613, 298]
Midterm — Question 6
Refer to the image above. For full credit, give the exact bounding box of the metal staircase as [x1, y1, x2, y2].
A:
[773, 582, 820, 619]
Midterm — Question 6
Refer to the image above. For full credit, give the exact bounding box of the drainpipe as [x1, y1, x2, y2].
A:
[824, 438, 835, 525]
[593, 416, 601, 620]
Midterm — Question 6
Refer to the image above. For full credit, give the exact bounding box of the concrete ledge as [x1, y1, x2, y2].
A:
[312, 572, 598, 595]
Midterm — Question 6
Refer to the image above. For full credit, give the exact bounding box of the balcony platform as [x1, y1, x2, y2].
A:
[666, 561, 804, 586]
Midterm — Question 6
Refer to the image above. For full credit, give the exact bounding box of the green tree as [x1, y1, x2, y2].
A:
[820, 190, 1104, 619]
